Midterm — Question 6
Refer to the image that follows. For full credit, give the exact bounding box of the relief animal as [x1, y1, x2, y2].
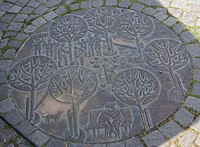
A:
[42, 111, 63, 124]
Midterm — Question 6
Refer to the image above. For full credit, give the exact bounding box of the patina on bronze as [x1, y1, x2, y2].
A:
[10, 7, 191, 144]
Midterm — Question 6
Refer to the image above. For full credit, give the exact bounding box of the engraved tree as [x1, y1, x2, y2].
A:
[84, 7, 120, 56]
[112, 68, 160, 130]
[49, 15, 88, 64]
[115, 11, 153, 62]
[143, 39, 189, 101]
[48, 66, 98, 140]
[10, 56, 57, 123]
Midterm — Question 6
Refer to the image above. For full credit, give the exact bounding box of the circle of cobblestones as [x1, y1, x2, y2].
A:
[0, 0, 200, 147]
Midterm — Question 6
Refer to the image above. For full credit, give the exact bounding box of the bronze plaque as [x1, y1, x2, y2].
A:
[10, 8, 191, 144]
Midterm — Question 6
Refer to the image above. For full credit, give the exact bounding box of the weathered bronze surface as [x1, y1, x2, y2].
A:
[10, 8, 191, 144]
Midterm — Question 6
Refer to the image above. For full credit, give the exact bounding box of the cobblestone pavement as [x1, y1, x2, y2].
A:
[0, 0, 200, 147]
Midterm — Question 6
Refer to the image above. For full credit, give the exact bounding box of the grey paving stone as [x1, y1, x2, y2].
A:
[192, 58, 200, 68]
[7, 144, 15, 147]
[163, 17, 177, 27]
[6, 0, 18, 3]
[180, 31, 196, 43]
[186, 44, 200, 57]
[24, 25, 37, 33]
[168, 8, 183, 18]
[185, 3, 200, 13]
[32, 17, 46, 27]
[21, 7, 35, 14]
[55, 6, 66, 15]
[0, 98, 15, 113]
[8, 40, 23, 48]
[0, 38, 8, 48]
[194, 69, 200, 81]
[16, 0, 29, 7]
[5, 109, 23, 126]
[184, 96, 200, 112]
[142, 8, 157, 16]
[27, 14, 38, 21]
[154, 12, 168, 21]
[179, 130, 197, 147]
[28, 130, 49, 146]
[172, 23, 185, 34]
[0, 60, 12, 71]
[181, 12, 197, 26]
[0, 22, 9, 31]
[70, 4, 79, 10]
[4, 31, 17, 38]
[46, 138, 66, 147]
[81, 1, 92, 9]
[27, 0, 41, 8]
[8, 5, 22, 13]
[197, 18, 200, 26]
[65, 0, 75, 5]
[190, 116, 200, 132]
[8, 22, 23, 31]
[13, 14, 28, 22]
[159, 1, 171, 7]
[46, 0, 62, 8]
[93, 0, 104, 7]
[0, 84, 9, 100]
[159, 120, 183, 138]
[171, 0, 187, 9]
[106, 0, 117, 6]
[2, 49, 16, 59]
[0, 3, 13, 11]
[156, 7, 167, 13]
[15, 33, 29, 41]
[1, 14, 15, 22]
[124, 137, 144, 147]
[143, 130, 166, 146]
[174, 108, 194, 127]
[119, 1, 131, 8]
[107, 142, 125, 147]
[44, 11, 57, 21]
[34, 5, 48, 15]
[192, 83, 200, 96]
[196, 135, 200, 146]
[0, 71, 7, 84]
[15, 120, 36, 136]
[130, 4, 145, 12]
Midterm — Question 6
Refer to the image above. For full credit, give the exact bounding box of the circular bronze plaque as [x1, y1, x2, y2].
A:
[10, 8, 191, 144]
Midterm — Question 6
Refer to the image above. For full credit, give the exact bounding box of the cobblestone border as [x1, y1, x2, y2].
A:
[0, 0, 200, 146]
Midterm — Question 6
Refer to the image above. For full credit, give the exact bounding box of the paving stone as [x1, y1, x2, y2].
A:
[192, 58, 200, 68]
[4, 31, 17, 38]
[8, 22, 23, 31]
[0, 98, 15, 113]
[154, 12, 168, 21]
[156, 7, 167, 13]
[106, 0, 117, 6]
[159, 120, 183, 138]
[194, 69, 200, 81]
[81, 1, 92, 9]
[46, 0, 62, 8]
[174, 108, 194, 127]
[159, 1, 171, 7]
[186, 44, 200, 57]
[8, 5, 22, 13]
[0, 38, 8, 48]
[8, 40, 23, 48]
[119, 1, 131, 8]
[181, 12, 197, 26]
[179, 130, 196, 147]
[196, 135, 200, 146]
[190, 116, 200, 132]
[180, 31, 196, 43]
[107, 142, 125, 147]
[46, 138, 66, 147]
[28, 130, 49, 146]
[32, 17, 47, 27]
[130, 4, 145, 12]
[13, 14, 28, 22]
[2, 49, 16, 59]
[163, 17, 177, 27]
[172, 23, 185, 35]
[0, 71, 7, 84]
[15, 120, 36, 136]
[197, 18, 200, 26]
[0, 84, 9, 101]
[184, 96, 200, 112]
[0, 3, 13, 11]
[6, 0, 18, 3]
[192, 83, 200, 96]
[27, 14, 38, 21]
[0, 22, 9, 31]
[55, 6, 66, 15]
[7, 144, 15, 147]
[44, 11, 57, 21]
[1, 14, 15, 22]
[16, 0, 29, 7]
[15, 33, 29, 41]
[124, 137, 144, 147]
[0, 60, 12, 71]
[5, 109, 23, 126]
[171, 0, 187, 9]
[70, 4, 79, 10]
[142, 7, 157, 16]
[21, 7, 35, 14]
[168, 8, 183, 18]
[185, 3, 200, 13]
[143, 130, 166, 146]
[27, 0, 41, 8]
[65, 0, 75, 5]
[93, 0, 104, 7]
[34, 5, 48, 15]
[24, 25, 37, 33]
[0, 11, 5, 18]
